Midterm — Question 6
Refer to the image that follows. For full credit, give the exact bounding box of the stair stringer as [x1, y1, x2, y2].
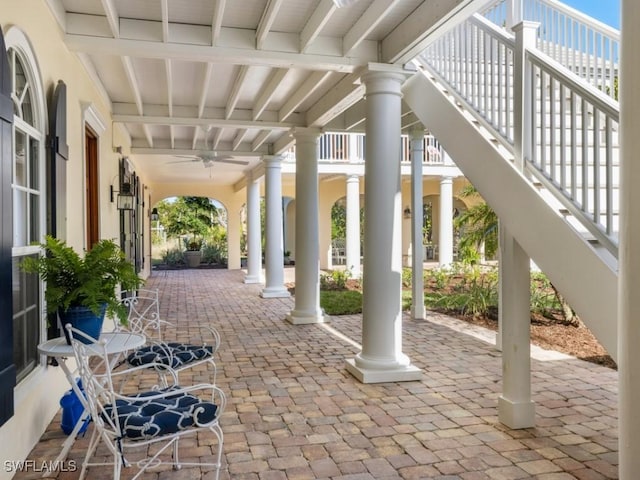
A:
[403, 71, 618, 362]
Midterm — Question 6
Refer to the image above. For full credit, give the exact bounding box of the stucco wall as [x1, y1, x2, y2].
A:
[0, 1, 142, 474]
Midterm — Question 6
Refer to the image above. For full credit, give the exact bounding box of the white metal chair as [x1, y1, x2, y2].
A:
[115, 289, 220, 385]
[67, 325, 225, 480]
[331, 238, 346, 265]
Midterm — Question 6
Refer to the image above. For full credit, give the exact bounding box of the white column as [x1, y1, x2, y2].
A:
[345, 65, 421, 384]
[245, 174, 262, 284]
[287, 128, 325, 324]
[345, 174, 361, 277]
[283, 197, 294, 255]
[618, 0, 640, 475]
[226, 197, 242, 270]
[261, 156, 290, 298]
[438, 176, 454, 266]
[410, 126, 425, 320]
[498, 226, 535, 428]
[496, 219, 503, 350]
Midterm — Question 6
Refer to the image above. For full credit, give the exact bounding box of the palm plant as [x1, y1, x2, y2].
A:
[454, 184, 498, 262]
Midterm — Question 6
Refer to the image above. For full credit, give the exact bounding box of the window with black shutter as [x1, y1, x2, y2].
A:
[0, 27, 16, 427]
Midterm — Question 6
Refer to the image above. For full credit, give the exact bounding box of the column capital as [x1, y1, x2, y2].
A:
[346, 173, 361, 182]
[409, 124, 425, 141]
[263, 155, 284, 167]
[361, 63, 411, 96]
[290, 127, 322, 141]
[440, 175, 453, 184]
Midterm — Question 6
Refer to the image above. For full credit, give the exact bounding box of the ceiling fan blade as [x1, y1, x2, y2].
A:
[212, 157, 249, 165]
[166, 158, 198, 165]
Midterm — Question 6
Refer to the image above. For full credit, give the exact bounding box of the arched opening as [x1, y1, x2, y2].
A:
[150, 196, 229, 269]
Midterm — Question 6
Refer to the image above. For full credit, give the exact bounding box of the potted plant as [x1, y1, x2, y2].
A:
[184, 237, 203, 268]
[20, 235, 143, 344]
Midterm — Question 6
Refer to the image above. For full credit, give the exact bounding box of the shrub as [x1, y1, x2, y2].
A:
[320, 269, 352, 290]
[201, 243, 227, 265]
[425, 265, 498, 318]
[402, 267, 412, 288]
[162, 247, 185, 266]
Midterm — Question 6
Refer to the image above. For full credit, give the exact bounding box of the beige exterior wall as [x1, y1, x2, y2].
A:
[0, 1, 148, 473]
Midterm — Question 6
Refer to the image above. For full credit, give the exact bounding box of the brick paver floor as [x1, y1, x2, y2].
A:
[15, 269, 618, 479]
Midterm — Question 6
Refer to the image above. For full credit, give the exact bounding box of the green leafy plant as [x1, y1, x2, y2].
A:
[320, 269, 352, 291]
[20, 236, 143, 323]
[402, 267, 412, 288]
[186, 237, 202, 251]
[162, 247, 185, 266]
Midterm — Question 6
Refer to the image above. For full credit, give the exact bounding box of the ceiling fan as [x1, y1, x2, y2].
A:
[168, 126, 249, 167]
[168, 152, 249, 168]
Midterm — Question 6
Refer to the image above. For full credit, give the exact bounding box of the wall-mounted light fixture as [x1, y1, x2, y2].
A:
[403, 206, 412, 219]
[150, 207, 159, 221]
[110, 182, 135, 210]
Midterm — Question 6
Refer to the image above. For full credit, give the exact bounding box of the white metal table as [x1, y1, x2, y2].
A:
[37, 332, 146, 473]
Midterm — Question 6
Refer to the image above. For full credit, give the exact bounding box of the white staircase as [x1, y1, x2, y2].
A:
[402, 1, 620, 360]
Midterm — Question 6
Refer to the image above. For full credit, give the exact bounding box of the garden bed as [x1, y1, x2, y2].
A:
[304, 267, 616, 370]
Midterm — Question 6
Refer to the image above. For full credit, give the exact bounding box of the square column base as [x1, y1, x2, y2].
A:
[244, 275, 263, 284]
[345, 359, 422, 384]
[260, 287, 291, 298]
[498, 396, 535, 429]
[286, 310, 328, 325]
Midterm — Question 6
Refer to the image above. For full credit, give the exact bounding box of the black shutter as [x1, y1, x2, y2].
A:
[46, 81, 68, 340]
[47, 80, 68, 237]
[0, 28, 16, 427]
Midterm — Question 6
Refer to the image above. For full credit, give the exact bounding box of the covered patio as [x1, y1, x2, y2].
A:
[16, 269, 617, 479]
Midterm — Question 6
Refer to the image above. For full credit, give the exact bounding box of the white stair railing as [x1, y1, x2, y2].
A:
[483, 0, 619, 100]
[417, 11, 619, 256]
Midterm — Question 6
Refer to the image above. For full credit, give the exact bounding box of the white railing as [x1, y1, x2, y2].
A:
[318, 133, 365, 161]
[527, 49, 619, 250]
[286, 132, 447, 165]
[417, 10, 619, 255]
[483, 0, 619, 100]
[401, 134, 445, 164]
[421, 15, 516, 146]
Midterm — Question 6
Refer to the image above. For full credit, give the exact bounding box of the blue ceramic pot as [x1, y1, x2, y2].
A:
[59, 304, 107, 345]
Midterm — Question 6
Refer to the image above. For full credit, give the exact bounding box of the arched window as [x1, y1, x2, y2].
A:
[6, 27, 46, 383]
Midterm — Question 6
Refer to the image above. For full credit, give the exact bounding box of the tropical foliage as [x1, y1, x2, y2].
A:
[454, 185, 498, 263]
[20, 236, 143, 323]
[153, 196, 229, 265]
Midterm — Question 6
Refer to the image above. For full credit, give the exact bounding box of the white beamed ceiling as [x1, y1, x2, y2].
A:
[49, 0, 483, 185]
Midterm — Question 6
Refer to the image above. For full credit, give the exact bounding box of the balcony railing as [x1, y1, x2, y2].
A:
[285, 132, 448, 165]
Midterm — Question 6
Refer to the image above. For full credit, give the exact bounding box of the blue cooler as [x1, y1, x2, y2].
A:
[59, 379, 89, 435]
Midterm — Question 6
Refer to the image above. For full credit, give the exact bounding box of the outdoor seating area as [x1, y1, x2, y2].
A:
[17, 269, 619, 479]
[67, 325, 225, 480]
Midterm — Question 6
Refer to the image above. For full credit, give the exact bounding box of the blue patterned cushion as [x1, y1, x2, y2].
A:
[104, 388, 218, 440]
[127, 343, 213, 369]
